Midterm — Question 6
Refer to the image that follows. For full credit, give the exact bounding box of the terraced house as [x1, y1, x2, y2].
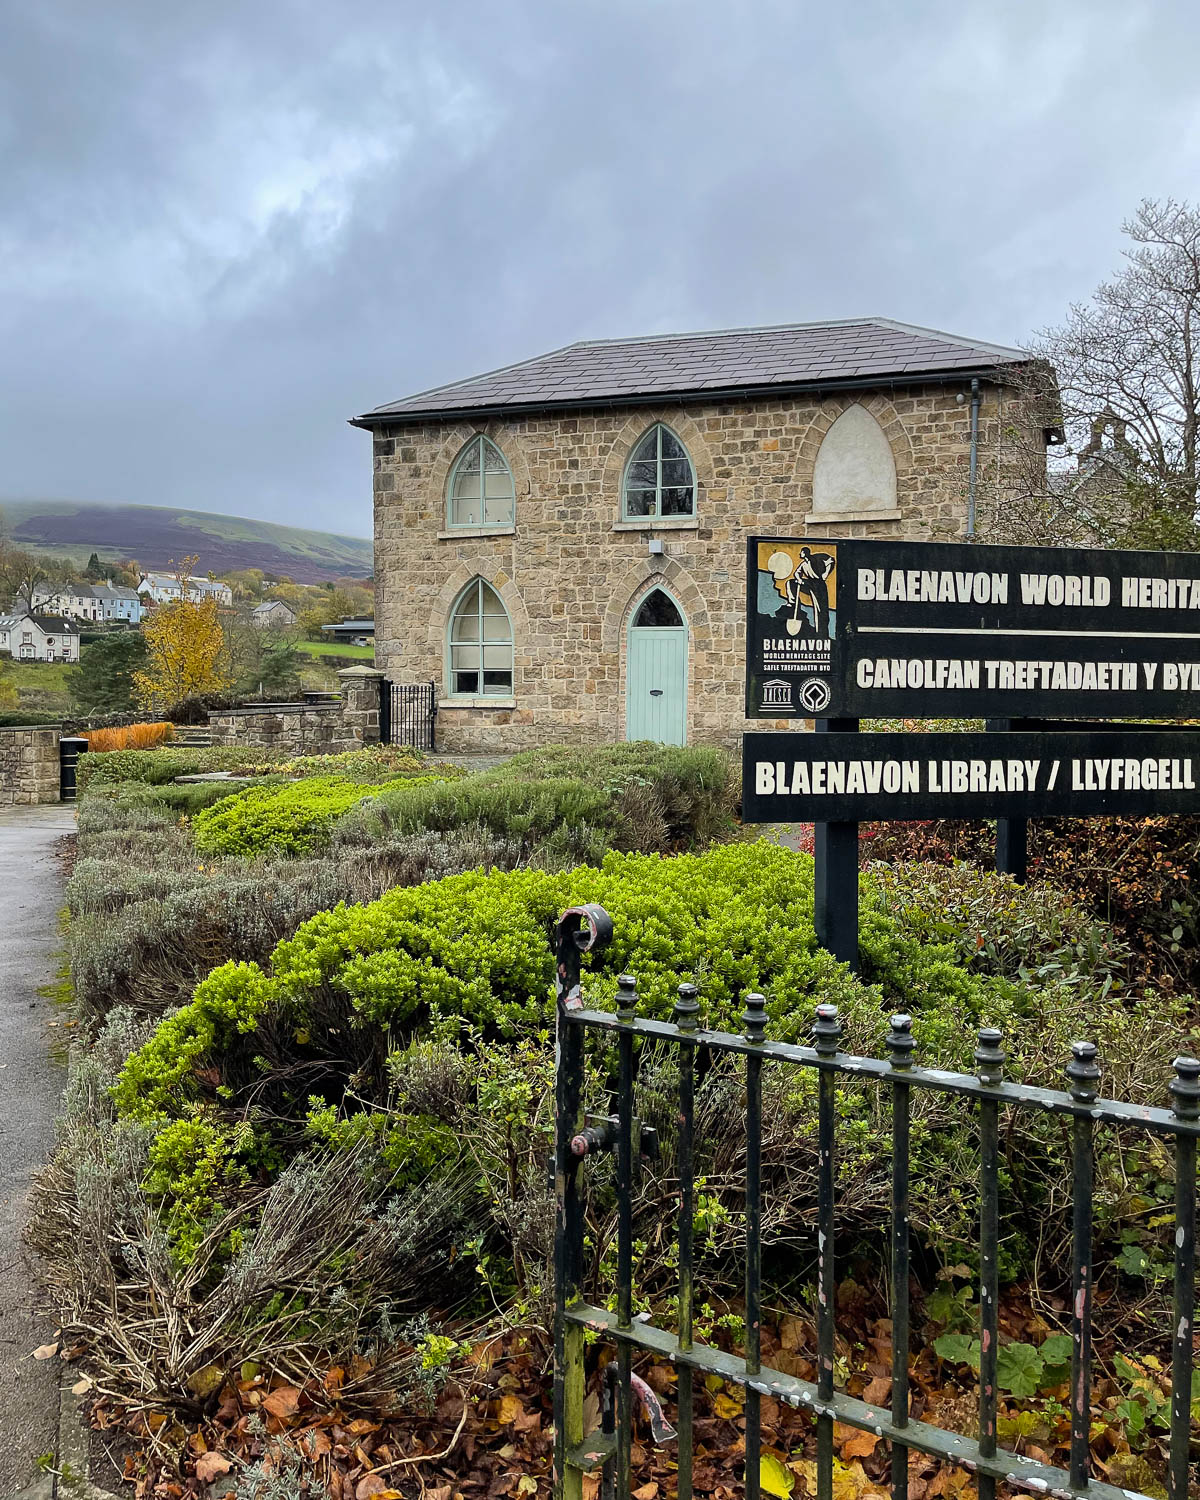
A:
[354, 319, 1051, 752]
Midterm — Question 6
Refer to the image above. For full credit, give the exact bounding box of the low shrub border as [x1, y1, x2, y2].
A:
[36, 740, 1200, 1492]
[109, 842, 1184, 1287]
[192, 776, 397, 857]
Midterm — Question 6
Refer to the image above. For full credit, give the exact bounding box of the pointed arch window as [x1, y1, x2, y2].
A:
[448, 579, 513, 696]
[632, 589, 683, 628]
[812, 405, 897, 515]
[447, 435, 515, 529]
[622, 424, 695, 519]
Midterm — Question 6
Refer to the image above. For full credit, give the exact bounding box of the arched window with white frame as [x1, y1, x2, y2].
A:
[446, 435, 516, 529]
[621, 424, 695, 519]
[447, 578, 513, 696]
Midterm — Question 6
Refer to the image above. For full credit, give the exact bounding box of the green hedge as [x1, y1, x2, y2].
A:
[109, 842, 1184, 1288]
[275, 747, 461, 784]
[112, 841, 1042, 1122]
[172, 744, 735, 863]
[0, 711, 63, 727]
[75, 745, 288, 791]
[191, 776, 399, 857]
[336, 744, 736, 862]
[480, 742, 734, 845]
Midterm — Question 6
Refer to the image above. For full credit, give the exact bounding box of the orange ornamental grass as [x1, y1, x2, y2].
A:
[83, 722, 175, 753]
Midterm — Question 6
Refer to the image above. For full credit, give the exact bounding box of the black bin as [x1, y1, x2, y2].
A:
[59, 736, 89, 801]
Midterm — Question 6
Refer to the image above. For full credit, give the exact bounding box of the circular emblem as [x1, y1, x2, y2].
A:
[798, 678, 831, 714]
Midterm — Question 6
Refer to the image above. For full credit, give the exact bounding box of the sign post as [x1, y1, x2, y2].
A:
[744, 535, 1200, 964]
[812, 718, 859, 969]
[988, 718, 1028, 882]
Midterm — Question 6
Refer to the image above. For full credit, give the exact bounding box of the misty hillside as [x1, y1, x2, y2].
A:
[0, 500, 373, 583]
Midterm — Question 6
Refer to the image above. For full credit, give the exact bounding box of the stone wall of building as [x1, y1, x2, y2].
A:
[207, 670, 384, 755]
[0, 725, 61, 805]
[371, 381, 1045, 753]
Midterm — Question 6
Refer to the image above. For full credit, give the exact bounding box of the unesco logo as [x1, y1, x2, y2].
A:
[798, 679, 831, 714]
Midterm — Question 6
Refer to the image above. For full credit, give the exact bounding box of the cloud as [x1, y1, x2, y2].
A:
[2, 0, 1199, 534]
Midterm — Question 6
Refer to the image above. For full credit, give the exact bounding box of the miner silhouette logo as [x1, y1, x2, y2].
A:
[764, 544, 838, 639]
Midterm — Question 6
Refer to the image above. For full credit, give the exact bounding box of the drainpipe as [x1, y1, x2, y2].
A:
[967, 377, 981, 537]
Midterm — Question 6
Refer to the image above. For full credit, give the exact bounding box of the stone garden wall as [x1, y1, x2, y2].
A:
[207, 668, 383, 755]
[0, 725, 61, 805]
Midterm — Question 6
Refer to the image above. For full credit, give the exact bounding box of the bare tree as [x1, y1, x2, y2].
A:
[0, 543, 72, 614]
[1023, 198, 1200, 549]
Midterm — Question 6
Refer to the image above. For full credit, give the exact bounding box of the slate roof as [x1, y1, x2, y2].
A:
[30, 614, 77, 633]
[0, 612, 75, 633]
[354, 318, 1030, 425]
[85, 584, 139, 602]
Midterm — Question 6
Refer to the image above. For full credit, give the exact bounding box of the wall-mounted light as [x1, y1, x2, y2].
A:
[648, 538, 665, 555]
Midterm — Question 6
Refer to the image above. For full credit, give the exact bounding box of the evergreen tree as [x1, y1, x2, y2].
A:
[85, 552, 103, 581]
[66, 633, 149, 713]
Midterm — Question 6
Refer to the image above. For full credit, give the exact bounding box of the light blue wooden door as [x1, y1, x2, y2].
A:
[626, 591, 687, 744]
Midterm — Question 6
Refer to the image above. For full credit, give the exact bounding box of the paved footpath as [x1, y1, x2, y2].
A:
[0, 805, 76, 1498]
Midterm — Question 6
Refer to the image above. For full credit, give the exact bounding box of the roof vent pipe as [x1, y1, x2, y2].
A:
[967, 377, 981, 537]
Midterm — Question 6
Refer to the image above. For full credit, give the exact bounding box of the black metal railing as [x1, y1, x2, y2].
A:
[552, 907, 1199, 1500]
[380, 679, 436, 750]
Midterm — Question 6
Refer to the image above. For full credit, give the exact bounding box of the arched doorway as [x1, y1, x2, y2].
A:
[625, 588, 688, 745]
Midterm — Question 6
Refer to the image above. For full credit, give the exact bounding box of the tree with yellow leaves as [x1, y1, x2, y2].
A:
[133, 557, 233, 711]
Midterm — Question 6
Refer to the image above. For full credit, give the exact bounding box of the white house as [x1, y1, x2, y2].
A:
[89, 583, 144, 624]
[42, 581, 144, 625]
[138, 572, 233, 606]
[0, 613, 80, 662]
[51, 584, 104, 622]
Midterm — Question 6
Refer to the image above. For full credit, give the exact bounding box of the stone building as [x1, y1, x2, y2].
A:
[354, 318, 1048, 752]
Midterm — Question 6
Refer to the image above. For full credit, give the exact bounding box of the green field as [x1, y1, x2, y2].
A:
[296, 640, 374, 660]
[1, 643, 375, 715]
[6, 659, 73, 713]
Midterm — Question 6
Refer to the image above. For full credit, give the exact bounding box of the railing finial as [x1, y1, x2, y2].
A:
[616, 973, 638, 1023]
[1170, 1054, 1200, 1120]
[975, 1026, 1005, 1087]
[553, 904, 613, 1012]
[887, 1013, 915, 1071]
[813, 1002, 842, 1058]
[1066, 1039, 1101, 1103]
[742, 991, 768, 1045]
[674, 982, 699, 1034]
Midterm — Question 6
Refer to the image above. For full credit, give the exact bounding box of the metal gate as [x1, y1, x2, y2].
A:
[379, 679, 436, 751]
[551, 905, 1198, 1500]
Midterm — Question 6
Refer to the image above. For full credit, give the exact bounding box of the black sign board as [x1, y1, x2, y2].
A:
[745, 537, 1200, 719]
[744, 729, 1200, 823]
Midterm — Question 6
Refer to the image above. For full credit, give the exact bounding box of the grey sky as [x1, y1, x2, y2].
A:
[3, 0, 1199, 539]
